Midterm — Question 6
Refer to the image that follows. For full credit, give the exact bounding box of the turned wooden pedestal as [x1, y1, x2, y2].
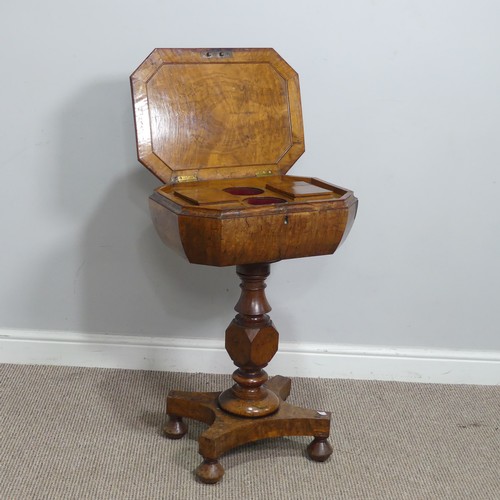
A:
[164, 263, 333, 484]
[131, 48, 358, 485]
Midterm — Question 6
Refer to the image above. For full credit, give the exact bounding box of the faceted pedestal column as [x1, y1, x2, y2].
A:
[164, 263, 333, 484]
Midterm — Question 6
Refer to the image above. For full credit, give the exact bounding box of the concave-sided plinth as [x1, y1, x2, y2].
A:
[164, 263, 333, 484]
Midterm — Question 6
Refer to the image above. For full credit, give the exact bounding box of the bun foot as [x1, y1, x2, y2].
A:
[307, 437, 333, 462]
[164, 415, 187, 439]
[195, 458, 224, 484]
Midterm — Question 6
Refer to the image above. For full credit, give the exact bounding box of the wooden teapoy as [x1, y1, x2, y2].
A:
[131, 48, 357, 484]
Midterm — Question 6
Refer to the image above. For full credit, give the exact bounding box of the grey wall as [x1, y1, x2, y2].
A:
[1, 0, 499, 350]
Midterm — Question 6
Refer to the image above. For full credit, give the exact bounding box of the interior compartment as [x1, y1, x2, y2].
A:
[223, 187, 265, 195]
[266, 179, 334, 199]
[161, 176, 349, 208]
[174, 187, 237, 205]
[245, 197, 287, 205]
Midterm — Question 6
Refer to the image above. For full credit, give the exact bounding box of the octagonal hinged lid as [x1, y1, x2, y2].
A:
[130, 48, 305, 185]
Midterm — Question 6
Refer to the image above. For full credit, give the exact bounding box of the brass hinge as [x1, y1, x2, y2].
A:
[175, 174, 198, 183]
[255, 169, 273, 177]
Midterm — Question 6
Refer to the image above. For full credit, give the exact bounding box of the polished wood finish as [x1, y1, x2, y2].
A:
[165, 375, 332, 484]
[130, 48, 304, 185]
[163, 415, 187, 440]
[218, 263, 279, 417]
[132, 48, 357, 267]
[164, 265, 333, 483]
[266, 177, 334, 199]
[149, 175, 357, 267]
[130, 48, 357, 483]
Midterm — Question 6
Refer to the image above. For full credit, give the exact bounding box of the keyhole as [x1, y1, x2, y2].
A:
[284, 216, 289, 225]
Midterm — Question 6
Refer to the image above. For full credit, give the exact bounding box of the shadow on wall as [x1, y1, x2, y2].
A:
[41, 80, 237, 337]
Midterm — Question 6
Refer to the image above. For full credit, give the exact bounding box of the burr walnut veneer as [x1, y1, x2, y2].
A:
[131, 48, 357, 484]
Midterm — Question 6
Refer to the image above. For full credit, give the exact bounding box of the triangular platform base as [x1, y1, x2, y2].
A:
[164, 375, 333, 484]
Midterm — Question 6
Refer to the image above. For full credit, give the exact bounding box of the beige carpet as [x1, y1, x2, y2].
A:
[1, 364, 499, 499]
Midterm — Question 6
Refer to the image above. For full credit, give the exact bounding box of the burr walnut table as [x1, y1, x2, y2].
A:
[130, 48, 357, 483]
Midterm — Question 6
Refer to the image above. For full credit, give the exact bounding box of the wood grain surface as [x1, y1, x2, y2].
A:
[132, 48, 356, 483]
[131, 48, 304, 185]
[149, 175, 357, 266]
